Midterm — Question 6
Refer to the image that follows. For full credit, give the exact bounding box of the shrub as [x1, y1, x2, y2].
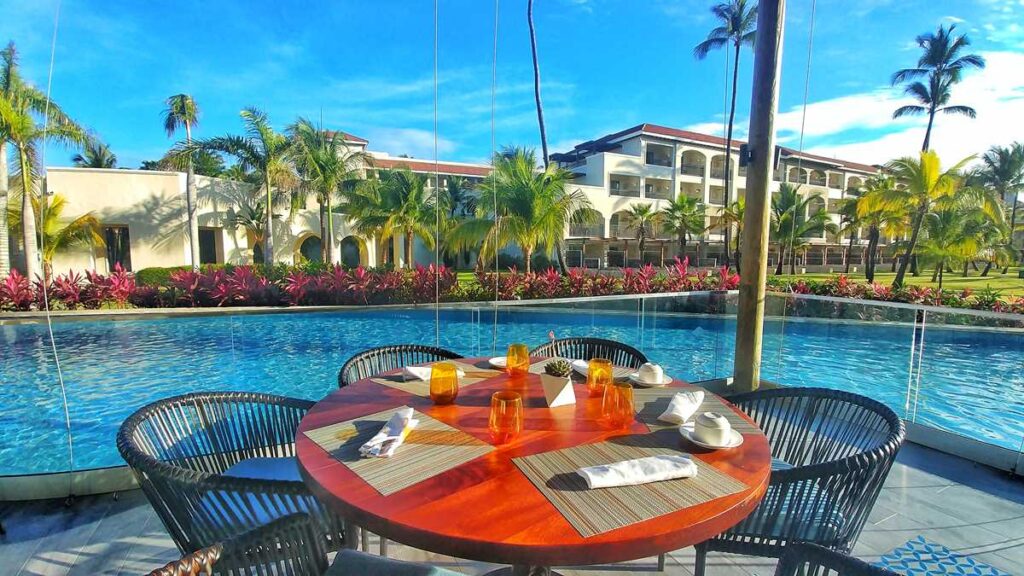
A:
[1, 270, 35, 311]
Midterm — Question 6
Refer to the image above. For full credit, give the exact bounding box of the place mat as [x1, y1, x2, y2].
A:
[513, 432, 749, 537]
[303, 406, 494, 496]
[633, 386, 761, 434]
[370, 360, 503, 397]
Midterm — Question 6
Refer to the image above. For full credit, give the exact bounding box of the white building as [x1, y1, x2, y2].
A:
[550, 123, 881, 270]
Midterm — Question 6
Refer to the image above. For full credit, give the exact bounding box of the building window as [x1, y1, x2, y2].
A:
[199, 228, 222, 265]
[104, 226, 132, 272]
[645, 143, 673, 167]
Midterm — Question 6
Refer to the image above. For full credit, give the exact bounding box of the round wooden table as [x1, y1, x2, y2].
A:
[296, 357, 770, 575]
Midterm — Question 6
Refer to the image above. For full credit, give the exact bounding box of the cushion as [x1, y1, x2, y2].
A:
[771, 457, 794, 471]
[223, 457, 302, 482]
[734, 482, 846, 543]
[326, 550, 467, 576]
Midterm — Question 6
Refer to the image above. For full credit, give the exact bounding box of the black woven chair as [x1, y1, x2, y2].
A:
[692, 387, 905, 576]
[338, 344, 463, 388]
[529, 337, 648, 369]
[118, 392, 347, 556]
[775, 543, 899, 576]
[147, 513, 328, 576]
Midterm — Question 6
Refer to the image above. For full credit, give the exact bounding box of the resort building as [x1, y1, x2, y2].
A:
[551, 123, 881, 270]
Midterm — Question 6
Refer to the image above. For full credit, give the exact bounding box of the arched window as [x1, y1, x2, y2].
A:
[298, 235, 322, 263]
[680, 150, 706, 177]
[339, 236, 363, 267]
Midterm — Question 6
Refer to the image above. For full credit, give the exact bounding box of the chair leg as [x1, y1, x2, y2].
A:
[343, 521, 361, 550]
[657, 553, 666, 571]
[694, 543, 708, 576]
[379, 537, 388, 557]
[361, 527, 370, 552]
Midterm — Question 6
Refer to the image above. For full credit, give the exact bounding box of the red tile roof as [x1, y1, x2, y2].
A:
[323, 130, 368, 144]
[374, 158, 491, 177]
[566, 123, 877, 175]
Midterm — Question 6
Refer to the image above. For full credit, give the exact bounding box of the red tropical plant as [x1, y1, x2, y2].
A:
[0, 270, 35, 311]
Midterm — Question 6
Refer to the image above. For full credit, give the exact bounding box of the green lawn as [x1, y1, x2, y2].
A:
[773, 267, 1024, 297]
[455, 268, 1024, 297]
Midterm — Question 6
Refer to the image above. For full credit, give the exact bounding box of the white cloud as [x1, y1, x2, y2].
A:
[364, 128, 456, 159]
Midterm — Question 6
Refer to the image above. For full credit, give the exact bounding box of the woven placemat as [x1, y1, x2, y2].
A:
[513, 431, 749, 537]
[633, 387, 761, 434]
[370, 360, 503, 397]
[303, 406, 494, 496]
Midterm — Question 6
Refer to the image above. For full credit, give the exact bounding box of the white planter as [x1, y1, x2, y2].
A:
[540, 374, 576, 408]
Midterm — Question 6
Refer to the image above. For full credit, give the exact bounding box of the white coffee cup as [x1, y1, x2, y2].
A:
[637, 362, 665, 384]
[693, 411, 732, 446]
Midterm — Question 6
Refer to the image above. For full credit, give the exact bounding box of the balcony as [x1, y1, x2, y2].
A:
[709, 168, 727, 180]
[645, 178, 673, 201]
[680, 163, 704, 177]
[610, 174, 642, 198]
[569, 223, 605, 238]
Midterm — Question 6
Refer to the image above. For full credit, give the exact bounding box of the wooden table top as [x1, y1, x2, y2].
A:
[296, 357, 771, 567]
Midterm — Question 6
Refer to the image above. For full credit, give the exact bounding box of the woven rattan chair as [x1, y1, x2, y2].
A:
[338, 344, 463, 388]
[118, 392, 347, 556]
[529, 337, 648, 369]
[691, 387, 905, 576]
[146, 513, 328, 576]
[775, 543, 899, 576]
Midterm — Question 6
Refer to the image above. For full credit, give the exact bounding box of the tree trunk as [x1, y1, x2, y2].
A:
[866, 226, 880, 282]
[931, 262, 940, 282]
[844, 233, 856, 274]
[961, 260, 969, 277]
[326, 195, 335, 264]
[721, 42, 743, 270]
[527, 0, 549, 168]
[893, 202, 927, 288]
[185, 124, 200, 271]
[405, 231, 414, 269]
[18, 148, 40, 281]
[524, 245, 534, 274]
[789, 246, 797, 275]
[981, 260, 993, 276]
[319, 201, 328, 264]
[263, 181, 275, 266]
[774, 245, 785, 275]
[0, 141, 9, 276]
[937, 260, 944, 289]
[1004, 198, 1020, 273]
[921, 107, 936, 152]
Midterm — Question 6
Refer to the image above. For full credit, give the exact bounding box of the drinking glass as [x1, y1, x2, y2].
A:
[489, 391, 524, 444]
[506, 343, 530, 376]
[587, 358, 613, 397]
[429, 362, 459, 405]
[600, 381, 635, 430]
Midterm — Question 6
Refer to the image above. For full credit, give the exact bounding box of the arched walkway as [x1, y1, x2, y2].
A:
[297, 235, 322, 263]
[339, 235, 366, 268]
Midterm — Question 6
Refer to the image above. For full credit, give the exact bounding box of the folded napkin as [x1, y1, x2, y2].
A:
[658, 390, 705, 425]
[577, 455, 697, 489]
[358, 407, 419, 458]
[402, 365, 465, 381]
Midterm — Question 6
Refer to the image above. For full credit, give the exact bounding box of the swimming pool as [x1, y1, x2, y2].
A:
[2, 298, 1022, 475]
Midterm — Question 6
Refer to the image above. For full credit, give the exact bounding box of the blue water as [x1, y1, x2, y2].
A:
[1, 306, 1022, 475]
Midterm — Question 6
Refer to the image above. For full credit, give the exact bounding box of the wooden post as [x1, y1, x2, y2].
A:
[733, 0, 787, 392]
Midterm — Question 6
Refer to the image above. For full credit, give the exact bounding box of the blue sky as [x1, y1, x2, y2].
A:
[2, 0, 1022, 169]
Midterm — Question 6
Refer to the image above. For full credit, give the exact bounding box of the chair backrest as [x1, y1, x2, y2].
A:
[776, 543, 899, 576]
[338, 345, 463, 387]
[725, 387, 906, 551]
[147, 514, 328, 576]
[529, 338, 648, 369]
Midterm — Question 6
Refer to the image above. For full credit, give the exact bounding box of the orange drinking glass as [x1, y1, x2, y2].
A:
[489, 391, 524, 444]
[429, 362, 459, 405]
[600, 381, 635, 430]
[506, 343, 530, 376]
[587, 358, 613, 397]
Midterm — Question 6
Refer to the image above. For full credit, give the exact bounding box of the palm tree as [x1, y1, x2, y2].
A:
[162, 94, 201, 270]
[8, 193, 104, 279]
[373, 168, 441, 269]
[288, 118, 371, 264]
[660, 194, 707, 258]
[694, 0, 756, 269]
[856, 175, 908, 282]
[71, 139, 117, 168]
[624, 203, 660, 259]
[891, 25, 985, 152]
[770, 184, 837, 275]
[976, 142, 1024, 271]
[178, 107, 294, 266]
[225, 194, 274, 263]
[721, 196, 745, 269]
[878, 151, 1002, 288]
[835, 191, 863, 274]
[0, 42, 88, 281]
[919, 200, 1004, 288]
[338, 177, 392, 266]
[448, 147, 593, 273]
[527, 0, 549, 167]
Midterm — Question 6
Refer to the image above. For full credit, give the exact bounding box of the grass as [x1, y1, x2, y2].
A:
[454, 267, 1024, 297]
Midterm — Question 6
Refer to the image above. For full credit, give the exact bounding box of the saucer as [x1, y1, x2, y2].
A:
[628, 373, 673, 387]
[679, 422, 744, 449]
[570, 359, 589, 376]
[488, 357, 507, 369]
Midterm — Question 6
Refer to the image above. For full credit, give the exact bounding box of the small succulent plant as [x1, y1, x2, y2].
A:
[544, 359, 572, 377]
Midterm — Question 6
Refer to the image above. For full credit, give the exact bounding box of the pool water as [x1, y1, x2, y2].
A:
[1, 306, 1022, 475]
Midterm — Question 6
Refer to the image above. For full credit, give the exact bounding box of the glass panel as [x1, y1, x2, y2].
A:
[912, 309, 1024, 451]
[640, 292, 737, 382]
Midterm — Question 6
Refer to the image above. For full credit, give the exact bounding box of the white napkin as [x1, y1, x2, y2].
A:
[358, 407, 419, 458]
[577, 455, 697, 489]
[402, 366, 465, 381]
[657, 390, 705, 425]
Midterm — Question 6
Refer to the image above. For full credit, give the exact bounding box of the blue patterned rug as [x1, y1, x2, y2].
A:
[877, 536, 1012, 575]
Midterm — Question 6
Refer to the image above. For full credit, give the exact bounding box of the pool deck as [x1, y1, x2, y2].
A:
[1, 443, 1021, 576]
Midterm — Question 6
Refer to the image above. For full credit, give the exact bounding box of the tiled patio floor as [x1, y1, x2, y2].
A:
[1, 443, 1021, 576]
